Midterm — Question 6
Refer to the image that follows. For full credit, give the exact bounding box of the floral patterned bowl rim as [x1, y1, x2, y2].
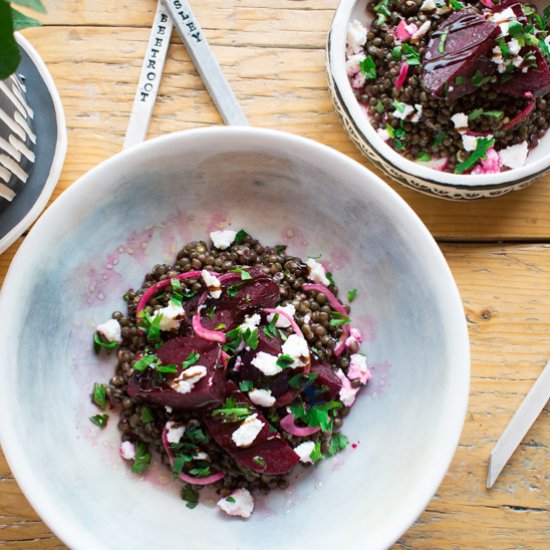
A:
[326, 0, 550, 200]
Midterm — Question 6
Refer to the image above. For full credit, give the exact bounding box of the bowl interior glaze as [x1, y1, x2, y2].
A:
[0, 127, 469, 550]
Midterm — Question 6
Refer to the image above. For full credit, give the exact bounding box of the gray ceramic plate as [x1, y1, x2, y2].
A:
[0, 33, 67, 254]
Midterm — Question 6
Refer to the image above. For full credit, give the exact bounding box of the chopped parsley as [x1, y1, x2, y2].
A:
[326, 272, 336, 287]
[173, 453, 194, 476]
[276, 354, 294, 369]
[188, 465, 211, 478]
[274, 244, 287, 254]
[329, 311, 351, 327]
[156, 364, 178, 374]
[133, 353, 158, 372]
[234, 229, 249, 244]
[186, 423, 209, 443]
[310, 441, 324, 462]
[137, 310, 163, 341]
[214, 322, 226, 331]
[182, 351, 200, 370]
[212, 396, 252, 423]
[140, 406, 154, 424]
[93, 332, 117, 353]
[359, 56, 377, 80]
[181, 484, 199, 509]
[401, 44, 421, 66]
[468, 109, 503, 121]
[288, 372, 318, 389]
[263, 314, 279, 339]
[373, 0, 390, 26]
[239, 380, 254, 392]
[243, 327, 259, 350]
[290, 400, 342, 432]
[433, 132, 447, 148]
[91, 383, 108, 410]
[226, 284, 241, 297]
[253, 456, 267, 469]
[375, 101, 384, 113]
[455, 137, 495, 174]
[326, 433, 350, 457]
[131, 441, 152, 474]
[90, 413, 109, 428]
[226, 496, 236, 504]
[417, 152, 431, 162]
[232, 267, 252, 281]
[347, 289, 358, 302]
[471, 69, 493, 87]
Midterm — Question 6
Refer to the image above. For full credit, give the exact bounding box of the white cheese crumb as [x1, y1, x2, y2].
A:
[336, 369, 360, 407]
[96, 319, 122, 343]
[451, 112, 469, 132]
[165, 421, 185, 444]
[171, 366, 207, 394]
[347, 353, 372, 385]
[267, 304, 296, 328]
[377, 128, 390, 141]
[210, 229, 236, 250]
[420, 0, 436, 12]
[231, 414, 264, 448]
[251, 351, 282, 376]
[347, 19, 367, 55]
[240, 313, 262, 333]
[281, 334, 310, 368]
[461, 134, 479, 152]
[499, 141, 529, 169]
[345, 52, 366, 77]
[248, 388, 276, 407]
[217, 488, 254, 518]
[151, 302, 185, 331]
[508, 38, 521, 57]
[120, 441, 136, 460]
[294, 441, 315, 464]
[201, 269, 222, 299]
[305, 258, 330, 286]
[411, 20, 431, 42]
[392, 103, 415, 120]
[411, 103, 423, 123]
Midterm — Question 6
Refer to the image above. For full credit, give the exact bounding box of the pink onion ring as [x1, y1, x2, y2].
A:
[502, 97, 535, 131]
[280, 413, 320, 437]
[395, 62, 409, 89]
[302, 283, 350, 355]
[263, 308, 304, 338]
[192, 311, 226, 343]
[162, 429, 224, 485]
[480, 0, 493, 7]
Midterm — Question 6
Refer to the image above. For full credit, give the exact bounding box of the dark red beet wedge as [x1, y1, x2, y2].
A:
[422, 8, 499, 98]
[202, 384, 300, 475]
[311, 360, 342, 401]
[127, 336, 225, 410]
[499, 48, 550, 97]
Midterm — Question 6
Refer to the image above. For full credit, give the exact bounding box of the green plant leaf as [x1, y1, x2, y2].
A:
[12, 0, 46, 14]
[11, 7, 42, 31]
[0, 1, 20, 79]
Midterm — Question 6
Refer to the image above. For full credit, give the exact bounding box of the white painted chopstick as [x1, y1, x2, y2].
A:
[487, 359, 550, 488]
[162, 0, 248, 126]
[124, 0, 173, 149]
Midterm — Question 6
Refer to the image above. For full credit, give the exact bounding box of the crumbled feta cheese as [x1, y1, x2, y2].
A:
[294, 441, 315, 464]
[217, 488, 254, 518]
[347, 19, 367, 55]
[392, 103, 415, 120]
[435, 5, 451, 16]
[210, 229, 236, 250]
[193, 451, 210, 461]
[201, 269, 222, 299]
[251, 351, 282, 376]
[248, 388, 276, 407]
[165, 421, 185, 444]
[411, 20, 431, 42]
[347, 353, 371, 385]
[472, 148, 502, 175]
[165, 406, 173, 413]
[240, 313, 261, 332]
[345, 52, 366, 77]
[267, 304, 296, 328]
[420, 0, 436, 12]
[451, 112, 469, 132]
[96, 319, 122, 343]
[512, 55, 523, 68]
[411, 103, 423, 123]
[305, 258, 330, 286]
[345, 327, 363, 349]
[231, 414, 264, 448]
[171, 366, 207, 394]
[499, 141, 529, 169]
[120, 441, 136, 460]
[281, 334, 310, 368]
[462, 134, 479, 152]
[336, 369, 360, 407]
[508, 38, 521, 57]
[351, 71, 366, 90]
[151, 302, 185, 331]
[377, 128, 390, 141]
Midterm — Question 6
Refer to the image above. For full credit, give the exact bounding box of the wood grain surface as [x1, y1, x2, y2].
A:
[1, 1, 549, 548]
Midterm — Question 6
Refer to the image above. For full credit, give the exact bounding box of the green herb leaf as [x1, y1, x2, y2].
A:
[276, 354, 294, 369]
[243, 328, 259, 350]
[234, 229, 249, 244]
[433, 132, 447, 148]
[359, 55, 377, 80]
[232, 267, 252, 281]
[132, 441, 152, 474]
[214, 323, 226, 331]
[275, 244, 287, 254]
[454, 76, 466, 85]
[91, 383, 108, 410]
[239, 380, 254, 392]
[310, 441, 324, 462]
[278, 329, 288, 342]
[290, 400, 342, 432]
[448, 0, 463, 9]
[182, 351, 200, 370]
[133, 354, 158, 372]
[468, 109, 503, 121]
[212, 397, 252, 423]
[226, 284, 241, 297]
[93, 332, 118, 353]
[326, 433, 349, 457]
[188, 465, 211, 478]
[226, 496, 236, 503]
[347, 289, 358, 302]
[288, 372, 319, 389]
[140, 406, 154, 424]
[173, 453, 194, 475]
[90, 413, 109, 428]
[455, 137, 495, 174]
[392, 100, 405, 114]
[326, 272, 336, 287]
[156, 364, 178, 374]
[181, 484, 199, 509]
[170, 292, 183, 307]
[186, 423, 209, 444]
[375, 101, 384, 113]
[171, 278, 183, 290]
[329, 311, 351, 327]
[138, 310, 163, 341]
[417, 152, 431, 162]
[253, 456, 267, 469]
[471, 69, 493, 87]
[391, 46, 402, 60]
[401, 44, 421, 66]
[263, 314, 279, 339]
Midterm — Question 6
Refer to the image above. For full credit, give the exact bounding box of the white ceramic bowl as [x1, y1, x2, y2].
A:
[327, 0, 550, 200]
[0, 127, 469, 549]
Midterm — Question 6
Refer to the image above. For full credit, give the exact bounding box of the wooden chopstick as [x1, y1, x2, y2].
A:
[487, 359, 550, 488]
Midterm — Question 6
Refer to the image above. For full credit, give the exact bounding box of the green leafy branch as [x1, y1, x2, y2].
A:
[0, 0, 45, 80]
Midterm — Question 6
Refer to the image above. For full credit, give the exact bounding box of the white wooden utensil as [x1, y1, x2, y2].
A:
[487, 359, 550, 488]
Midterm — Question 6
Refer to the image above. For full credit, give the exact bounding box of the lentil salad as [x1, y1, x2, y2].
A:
[90, 230, 369, 518]
[346, 1, 550, 174]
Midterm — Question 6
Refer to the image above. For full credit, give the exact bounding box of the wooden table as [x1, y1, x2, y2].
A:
[1, 1, 549, 547]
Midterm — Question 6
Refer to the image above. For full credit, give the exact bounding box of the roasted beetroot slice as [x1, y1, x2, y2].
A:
[422, 9, 499, 97]
[127, 336, 225, 410]
[491, 1, 527, 21]
[447, 56, 496, 100]
[201, 277, 280, 331]
[311, 360, 342, 401]
[499, 48, 550, 97]
[202, 385, 299, 475]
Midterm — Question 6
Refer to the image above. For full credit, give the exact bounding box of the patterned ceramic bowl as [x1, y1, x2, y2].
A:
[326, 0, 550, 201]
[0, 128, 469, 549]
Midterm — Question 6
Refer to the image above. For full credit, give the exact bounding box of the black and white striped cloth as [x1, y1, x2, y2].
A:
[0, 74, 36, 203]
